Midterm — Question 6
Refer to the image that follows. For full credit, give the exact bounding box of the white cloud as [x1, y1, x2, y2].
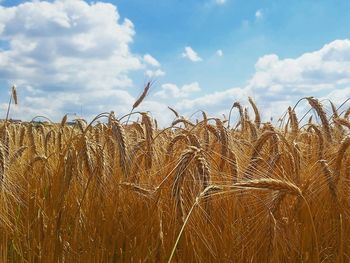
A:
[182, 46, 202, 62]
[249, 40, 350, 118]
[255, 9, 263, 19]
[216, 49, 223, 57]
[176, 87, 249, 110]
[143, 54, 160, 67]
[0, 0, 163, 120]
[321, 87, 350, 105]
[168, 39, 350, 123]
[155, 82, 201, 99]
[145, 69, 165, 78]
[0, 0, 141, 90]
[155, 39, 350, 124]
[136, 100, 174, 126]
[244, 40, 350, 119]
[249, 39, 350, 92]
[215, 0, 226, 5]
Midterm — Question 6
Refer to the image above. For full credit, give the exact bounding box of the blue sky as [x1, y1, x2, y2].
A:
[117, 0, 350, 85]
[0, 0, 350, 124]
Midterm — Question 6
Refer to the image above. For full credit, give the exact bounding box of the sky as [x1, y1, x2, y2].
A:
[0, 0, 350, 125]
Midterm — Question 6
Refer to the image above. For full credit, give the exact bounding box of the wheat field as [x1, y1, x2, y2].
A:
[1, 93, 350, 262]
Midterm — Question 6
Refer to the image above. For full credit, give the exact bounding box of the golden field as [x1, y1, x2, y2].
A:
[1, 95, 350, 262]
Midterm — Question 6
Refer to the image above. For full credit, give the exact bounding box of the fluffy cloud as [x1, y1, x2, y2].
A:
[255, 9, 263, 19]
[216, 49, 223, 57]
[249, 39, 350, 93]
[215, 0, 226, 5]
[136, 100, 174, 126]
[145, 69, 165, 78]
[155, 82, 201, 99]
[176, 87, 249, 111]
[173, 39, 350, 122]
[143, 54, 160, 67]
[0, 0, 162, 120]
[182, 46, 202, 62]
[321, 87, 350, 105]
[0, 0, 141, 90]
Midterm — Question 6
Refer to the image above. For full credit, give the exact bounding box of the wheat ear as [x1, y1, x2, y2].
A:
[334, 136, 350, 184]
[248, 97, 261, 128]
[173, 146, 199, 223]
[306, 97, 332, 142]
[111, 118, 128, 177]
[235, 178, 302, 195]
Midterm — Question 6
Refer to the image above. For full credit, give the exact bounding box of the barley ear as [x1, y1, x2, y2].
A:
[133, 81, 151, 110]
[334, 136, 350, 184]
[60, 114, 68, 128]
[12, 85, 18, 105]
[248, 97, 260, 128]
[235, 178, 302, 196]
[306, 97, 332, 142]
[168, 106, 179, 118]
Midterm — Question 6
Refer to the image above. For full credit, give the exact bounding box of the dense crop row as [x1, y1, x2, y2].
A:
[1, 96, 350, 262]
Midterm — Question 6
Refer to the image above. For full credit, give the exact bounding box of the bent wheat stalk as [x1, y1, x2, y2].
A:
[168, 185, 222, 263]
[248, 97, 261, 128]
[234, 178, 319, 263]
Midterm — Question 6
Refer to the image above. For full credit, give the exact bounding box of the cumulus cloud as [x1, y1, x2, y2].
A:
[250, 40, 350, 92]
[249, 40, 350, 119]
[215, 0, 226, 5]
[155, 82, 201, 99]
[321, 87, 350, 105]
[176, 87, 249, 111]
[136, 100, 174, 126]
[255, 9, 263, 19]
[182, 46, 202, 62]
[0, 0, 142, 90]
[145, 69, 165, 78]
[143, 54, 160, 67]
[216, 49, 223, 57]
[0, 0, 163, 120]
[172, 39, 350, 122]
